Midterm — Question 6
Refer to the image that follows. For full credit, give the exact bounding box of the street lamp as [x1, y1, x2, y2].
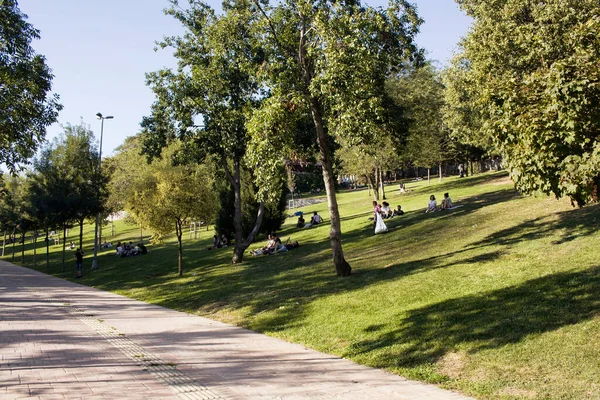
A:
[91, 112, 114, 270]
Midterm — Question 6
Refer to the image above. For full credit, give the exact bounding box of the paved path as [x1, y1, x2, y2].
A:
[0, 261, 472, 400]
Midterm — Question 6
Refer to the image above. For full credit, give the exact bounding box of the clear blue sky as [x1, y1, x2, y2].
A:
[18, 0, 472, 157]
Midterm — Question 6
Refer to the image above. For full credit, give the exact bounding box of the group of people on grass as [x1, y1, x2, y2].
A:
[115, 241, 147, 257]
[296, 211, 322, 228]
[373, 201, 405, 219]
[208, 234, 229, 250]
[249, 234, 300, 256]
[425, 192, 454, 213]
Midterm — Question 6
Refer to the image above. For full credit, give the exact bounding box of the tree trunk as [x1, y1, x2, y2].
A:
[79, 219, 84, 250]
[20, 230, 25, 263]
[427, 168, 431, 184]
[225, 158, 266, 264]
[232, 202, 265, 263]
[439, 162, 443, 182]
[374, 168, 381, 200]
[299, 18, 350, 276]
[379, 167, 386, 200]
[62, 225, 66, 272]
[11, 227, 16, 262]
[366, 172, 378, 201]
[310, 97, 352, 277]
[470, 160, 474, 176]
[98, 219, 103, 249]
[45, 229, 50, 270]
[33, 232, 37, 266]
[364, 174, 372, 197]
[2, 229, 6, 257]
[175, 220, 183, 276]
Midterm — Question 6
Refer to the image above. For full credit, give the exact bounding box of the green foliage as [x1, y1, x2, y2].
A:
[145, 0, 268, 262]
[113, 140, 216, 239]
[387, 64, 456, 169]
[215, 166, 287, 240]
[445, 0, 600, 205]
[0, 0, 62, 171]
[247, 0, 423, 275]
[11, 172, 600, 399]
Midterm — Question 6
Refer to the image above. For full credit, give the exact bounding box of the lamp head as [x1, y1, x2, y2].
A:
[105, 116, 114, 119]
[96, 112, 103, 119]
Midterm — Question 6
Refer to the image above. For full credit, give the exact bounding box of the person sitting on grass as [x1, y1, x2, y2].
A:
[296, 214, 305, 228]
[208, 235, 221, 250]
[138, 243, 148, 255]
[250, 234, 278, 255]
[394, 205, 405, 216]
[116, 242, 124, 256]
[305, 211, 322, 227]
[425, 194, 437, 213]
[441, 192, 453, 210]
[220, 234, 229, 247]
[381, 201, 393, 219]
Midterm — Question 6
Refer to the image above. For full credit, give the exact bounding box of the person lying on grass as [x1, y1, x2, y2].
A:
[249, 234, 278, 255]
[274, 238, 300, 253]
[250, 236, 300, 255]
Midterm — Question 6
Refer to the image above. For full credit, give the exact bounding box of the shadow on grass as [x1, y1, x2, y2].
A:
[345, 266, 600, 369]
[75, 190, 597, 337]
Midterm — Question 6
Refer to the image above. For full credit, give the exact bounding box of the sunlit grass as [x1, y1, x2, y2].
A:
[6, 170, 600, 399]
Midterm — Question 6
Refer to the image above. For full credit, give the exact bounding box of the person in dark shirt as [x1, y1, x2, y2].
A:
[75, 248, 84, 278]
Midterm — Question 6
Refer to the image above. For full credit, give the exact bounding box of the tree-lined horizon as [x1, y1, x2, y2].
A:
[2, 0, 599, 277]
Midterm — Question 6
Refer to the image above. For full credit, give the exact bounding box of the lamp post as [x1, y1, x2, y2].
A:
[91, 112, 113, 270]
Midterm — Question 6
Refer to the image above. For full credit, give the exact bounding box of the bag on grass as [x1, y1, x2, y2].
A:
[374, 213, 388, 234]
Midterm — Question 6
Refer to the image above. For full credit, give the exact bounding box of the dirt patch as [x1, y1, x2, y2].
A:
[437, 351, 467, 379]
[490, 175, 513, 186]
[498, 387, 537, 398]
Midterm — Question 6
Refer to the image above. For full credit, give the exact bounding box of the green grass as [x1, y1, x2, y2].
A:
[6, 171, 600, 399]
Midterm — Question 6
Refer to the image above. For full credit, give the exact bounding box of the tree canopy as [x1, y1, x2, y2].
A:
[247, 0, 423, 276]
[445, 0, 600, 205]
[0, 0, 62, 171]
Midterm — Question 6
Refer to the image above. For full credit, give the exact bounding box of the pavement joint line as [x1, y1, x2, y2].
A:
[30, 290, 224, 400]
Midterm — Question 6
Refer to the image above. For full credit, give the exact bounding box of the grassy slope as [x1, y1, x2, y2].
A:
[6, 171, 600, 399]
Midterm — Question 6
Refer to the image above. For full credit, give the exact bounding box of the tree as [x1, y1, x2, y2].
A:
[117, 141, 216, 276]
[144, 0, 266, 263]
[0, 0, 62, 172]
[247, 0, 423, 276]
[387, 64, 455, 183]
[445, 0, 600, 205]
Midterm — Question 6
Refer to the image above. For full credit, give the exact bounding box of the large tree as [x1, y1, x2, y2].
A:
[0, 0, 62, 171]
[445, 0, 600, 205]
[113, 140, 216, 277]
[388, 64, 456, 183]
[144, 0, 267, 263]
[247, 0, 423, 276]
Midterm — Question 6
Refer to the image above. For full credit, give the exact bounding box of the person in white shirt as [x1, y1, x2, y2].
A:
[425, 195, 437, 213]
[306, 211, 322, 227]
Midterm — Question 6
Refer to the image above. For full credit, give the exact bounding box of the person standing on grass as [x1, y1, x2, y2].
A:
[75, 248, 84, 278]
[373, 200, 382, 229]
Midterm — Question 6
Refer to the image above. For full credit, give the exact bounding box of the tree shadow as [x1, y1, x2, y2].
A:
[469, 201, 600, 249]
[344, 266, 600, 369]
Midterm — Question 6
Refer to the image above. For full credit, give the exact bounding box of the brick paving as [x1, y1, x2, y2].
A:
[0, 261, 472, 400]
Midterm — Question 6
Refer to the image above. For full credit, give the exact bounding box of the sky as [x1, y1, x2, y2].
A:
[18, 0, 472, 158]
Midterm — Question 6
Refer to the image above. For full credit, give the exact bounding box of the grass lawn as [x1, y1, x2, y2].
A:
[6, 170, 600, 399]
